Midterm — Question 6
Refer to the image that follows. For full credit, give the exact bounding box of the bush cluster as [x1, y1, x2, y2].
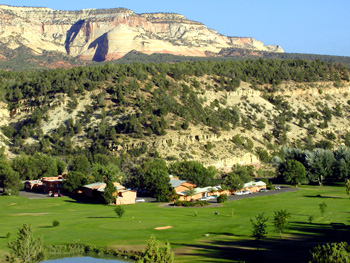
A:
[174, 200, 209, 207]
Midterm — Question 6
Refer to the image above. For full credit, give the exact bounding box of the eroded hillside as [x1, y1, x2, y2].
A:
[1, 59, 349, 170]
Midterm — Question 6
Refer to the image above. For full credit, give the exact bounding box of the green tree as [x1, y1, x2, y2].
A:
[169, 161, 215, 187]
[71, 155, 91, 174]
[231, 164, 255, 183]
[6, 224, 44, 263]
[11, 153, 60, 180]
[319, 202, 327, 217]
[310, 242, 350, 263]
[273, 209, 291, 239]
[346, 179, 350, 197]
[280, 159, 306, 186]
[255, 147, 270, 163]
[222, 173, 244, 191]
[138, 159, 172, 200]
[103, 180, 117, 204]
[62, 171, 88, 194]
[137, 235, 174, 263]
[91, 163, 120, 182]
[251, 213, 268, 250]
[114, 205, 125, 218]
[0, 160, 22, 195]
[305, 149, 335, 185]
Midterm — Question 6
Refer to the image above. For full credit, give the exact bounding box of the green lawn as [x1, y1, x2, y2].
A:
[1, 185, 350, 262]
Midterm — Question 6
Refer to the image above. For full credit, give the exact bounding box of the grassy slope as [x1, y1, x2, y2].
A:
[0, 186, 349, 262]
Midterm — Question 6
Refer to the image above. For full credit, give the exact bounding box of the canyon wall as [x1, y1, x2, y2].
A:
[0, 5, 283, 61]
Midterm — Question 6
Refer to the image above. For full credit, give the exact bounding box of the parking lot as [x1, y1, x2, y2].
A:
[19, 190, 51, 199]
[226, 186, 298, 202]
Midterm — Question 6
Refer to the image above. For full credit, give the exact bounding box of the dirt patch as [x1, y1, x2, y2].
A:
[154, 226, 173, 230]
[14, 213, 49, 216]
[9, 203, 17, 206]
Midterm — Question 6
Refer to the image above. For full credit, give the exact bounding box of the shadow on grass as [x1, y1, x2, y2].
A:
[173, 221, 350, 263]
[39, 226, 55, 228]
[303, 195, 344, 199]
[87, 216, 116, 219]
[207, 232, 236, 237]
[63, 199, 102, 205]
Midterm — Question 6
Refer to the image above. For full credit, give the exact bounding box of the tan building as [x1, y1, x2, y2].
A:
[83, 182, 137, 205]
[177, 185, 229, 201]
[174, 180, 266, 201]
[243, 181, 267, 192]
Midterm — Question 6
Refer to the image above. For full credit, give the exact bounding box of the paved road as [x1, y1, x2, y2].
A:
[229, 186, 298, 201]
[207, 186, 298, 203]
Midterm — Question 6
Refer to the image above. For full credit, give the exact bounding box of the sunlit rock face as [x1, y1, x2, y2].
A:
[0, 5, 283, 61]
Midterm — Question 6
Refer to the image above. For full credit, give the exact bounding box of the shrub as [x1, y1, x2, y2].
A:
[261, 179, 274, 190]
[204, 142, 214, 151]
[174, 201, 209, 207]
[310, 242, 350, 263]
[52, 220, 60, 227]
[114, 206, 125, 218]
[217, 194, 228, 203]
[308, 215, 314, 224]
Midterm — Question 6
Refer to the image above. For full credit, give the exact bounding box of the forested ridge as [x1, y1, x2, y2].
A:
[1, 47, 350, 71]
[1, 58, 350, 196]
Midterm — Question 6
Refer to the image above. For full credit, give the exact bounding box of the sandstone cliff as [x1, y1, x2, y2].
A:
[0, 5, 283, 62]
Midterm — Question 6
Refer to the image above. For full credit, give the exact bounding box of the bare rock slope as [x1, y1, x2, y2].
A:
[0, 5, 283, 61]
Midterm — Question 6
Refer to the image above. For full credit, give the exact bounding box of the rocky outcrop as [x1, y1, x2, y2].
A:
[0, 5, 284, 62]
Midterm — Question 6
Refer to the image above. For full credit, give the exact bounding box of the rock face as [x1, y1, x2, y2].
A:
[0, 5, 283, 61]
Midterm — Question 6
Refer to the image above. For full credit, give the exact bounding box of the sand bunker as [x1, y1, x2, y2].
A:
[154, 226, 173, 230]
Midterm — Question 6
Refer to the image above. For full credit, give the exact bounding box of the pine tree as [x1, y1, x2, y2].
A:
[6, 224, 44, 263]
[137, 235, 174, 263]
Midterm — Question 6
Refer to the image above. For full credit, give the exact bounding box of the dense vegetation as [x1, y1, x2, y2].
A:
[1, 58, 349, 156]
[275, 146, 350, 186]
[0, 57, 349, 197]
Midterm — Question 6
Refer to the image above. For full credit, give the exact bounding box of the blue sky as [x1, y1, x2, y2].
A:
[3, 0, 350, 57]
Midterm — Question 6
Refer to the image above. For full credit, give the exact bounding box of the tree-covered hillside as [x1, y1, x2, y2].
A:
[1, 58, 349, 157]
[0, 58, 349, 196]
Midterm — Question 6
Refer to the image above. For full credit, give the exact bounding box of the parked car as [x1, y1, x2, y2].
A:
[135, 198, 145, 203]
[234, 191, 244, 195]
[206, 195, 217, 200]
[259, 188, 267, 192]
[243, 190, 252, 195]
[199, 197, 208, 201]
[274, 186, 281, 190]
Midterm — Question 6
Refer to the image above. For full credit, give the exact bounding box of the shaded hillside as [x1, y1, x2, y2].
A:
[0, 47, 350, 71]
[0, 44, 95, 71]
[0, 59, 349, 169]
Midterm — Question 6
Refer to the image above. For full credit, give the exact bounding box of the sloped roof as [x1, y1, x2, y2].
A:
[84, 182, 126, 191]
[243, 181, 266, 188]
[174, 185, 191, 193]
[84, 182, 105, 189]
[178, 186, 221, 196]
[169, 178, 187, 188]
